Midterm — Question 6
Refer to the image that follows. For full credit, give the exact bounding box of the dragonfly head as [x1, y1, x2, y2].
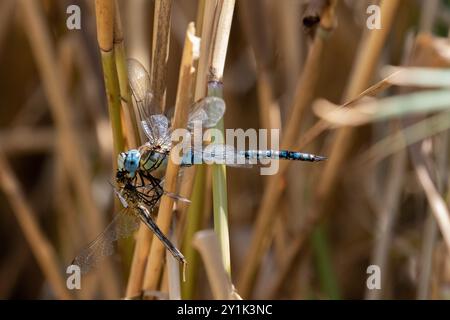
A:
[117, 149, 141, 179]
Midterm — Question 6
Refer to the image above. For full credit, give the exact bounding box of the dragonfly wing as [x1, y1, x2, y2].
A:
[128, 59, 171, 146]
[128, 59, 151, 104]
[71, 211, 140, 274]
[140, 114, 170, 147]
[187, 97, 226, 130]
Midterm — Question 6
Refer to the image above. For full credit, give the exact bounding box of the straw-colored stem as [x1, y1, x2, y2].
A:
[0, 152, 72, 300]
[151, 0, 172, 112]
[237, 0, 337, 298]
[142, 23, 199, 295]
[179, 0, 218, 298]
[208, 0, 235, 278]
[192, 230, 241, 300]
[114, 0, 140, 148]
[95, 0, 125, 156]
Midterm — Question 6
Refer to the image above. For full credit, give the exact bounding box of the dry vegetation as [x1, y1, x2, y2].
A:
[0, 0, 450, 299]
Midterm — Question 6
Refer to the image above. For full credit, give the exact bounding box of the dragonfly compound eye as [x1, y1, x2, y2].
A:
[120, 149, 141, 177]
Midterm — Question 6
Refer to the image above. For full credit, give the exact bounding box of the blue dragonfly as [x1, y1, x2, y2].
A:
[118, 58, 327, 183]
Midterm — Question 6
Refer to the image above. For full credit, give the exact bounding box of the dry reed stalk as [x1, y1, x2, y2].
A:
[126, 1, 173, 297]
[142, 23, 199, 295]
[126, 225, 153, 298]
[95, 0, 125, 156]
[0, 152, 72, 300]
[417, 133, 448, 299]
[167, 222, 182, 300]
[151, 0, 172, 112]
[209, 0, 235, 278]
[0, 127, 54, 154]
[365, 149, 406, 299]
[260, 0, 401, 298]
[414, 155, 450, 254]
[20, 0, 120, 298]
[192, 230, 241, 299]
[126, 0, 149, 67]
[124, 0, 155, 299]
[180, 0, 218, 299]
[237, 0, 337, 298]
[114, 0, 140, 148]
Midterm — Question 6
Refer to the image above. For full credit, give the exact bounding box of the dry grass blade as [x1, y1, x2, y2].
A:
[313, 90, 450, 127]
[414, 158, 450, 254]
[0, 152, 72, 300]
[142, 22, 200, 295]
[192, 230, 241, 300]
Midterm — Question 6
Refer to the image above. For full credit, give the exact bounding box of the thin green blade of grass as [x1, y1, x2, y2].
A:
[382, 66, 450, 88]
[314, 89, 450, 127]
[312, 224, 340, 300]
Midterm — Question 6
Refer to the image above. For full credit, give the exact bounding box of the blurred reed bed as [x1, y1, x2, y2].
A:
[0, 0, 450, 300]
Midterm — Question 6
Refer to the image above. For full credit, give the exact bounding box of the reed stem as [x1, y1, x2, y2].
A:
[142, 23, 200, 295]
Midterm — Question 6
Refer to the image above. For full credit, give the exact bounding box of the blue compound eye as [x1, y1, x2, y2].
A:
[121, 150, 141, 177]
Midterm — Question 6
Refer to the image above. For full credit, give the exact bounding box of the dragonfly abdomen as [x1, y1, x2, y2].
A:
[242, 150, 327, 162]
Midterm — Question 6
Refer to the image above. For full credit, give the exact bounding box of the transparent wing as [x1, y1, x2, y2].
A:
[128, 58, 171, 147]
[140, 115, 170, 148]
[128, 58, 156, 119]
[186, 97, 226, 130]
[190, 144, 252, 168]
[71, 211, 140, 275]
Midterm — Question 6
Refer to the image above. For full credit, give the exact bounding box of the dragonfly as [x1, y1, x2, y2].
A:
[71, 176, 187, 275]
[118, 58, 327, 183]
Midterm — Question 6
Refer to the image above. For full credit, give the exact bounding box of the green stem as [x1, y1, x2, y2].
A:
[181, 166, 206, 299]
[209, 82, 231, 276]
[312, 224, 340, 300]
[100, 50, 125, 156]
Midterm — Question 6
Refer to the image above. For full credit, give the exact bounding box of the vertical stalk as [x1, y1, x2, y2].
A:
[151, 0, 172, 112]
[95, 0, 125, 156]
[209, 0, 235, 278]
[142, 23, 200, 295]
[114, 0, 140, 148]
[180, 0, 216, 298]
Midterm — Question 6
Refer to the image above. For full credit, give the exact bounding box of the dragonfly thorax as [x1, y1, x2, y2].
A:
[140, 148, 168, 174]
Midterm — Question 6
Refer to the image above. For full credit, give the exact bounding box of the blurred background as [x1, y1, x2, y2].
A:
[1, 0, 450, 299]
